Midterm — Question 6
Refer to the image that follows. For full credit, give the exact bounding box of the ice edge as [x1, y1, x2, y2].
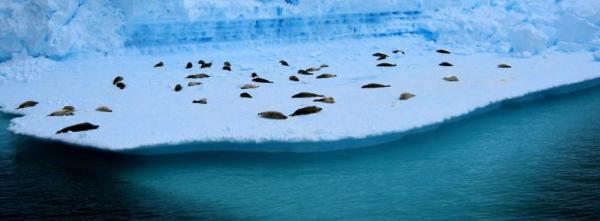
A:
[3, 76, 597, 155]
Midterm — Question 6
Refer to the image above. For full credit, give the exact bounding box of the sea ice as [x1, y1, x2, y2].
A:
[0, 37, 598, 153]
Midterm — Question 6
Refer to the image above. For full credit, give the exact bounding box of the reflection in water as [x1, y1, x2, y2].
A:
[0, 87, 599, 220]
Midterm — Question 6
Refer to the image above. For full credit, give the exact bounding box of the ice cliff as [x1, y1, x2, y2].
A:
[1, 0, 599, 61]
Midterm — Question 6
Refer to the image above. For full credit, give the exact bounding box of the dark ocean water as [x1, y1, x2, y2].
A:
[0, 87, 599, 220]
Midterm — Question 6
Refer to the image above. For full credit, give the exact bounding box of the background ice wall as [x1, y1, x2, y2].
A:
[0, 0, 125, 61]
[1, 0, 599, 62]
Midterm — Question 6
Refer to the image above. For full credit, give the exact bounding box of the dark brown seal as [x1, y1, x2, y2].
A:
[186, 73, 210, 79]
[96, 106, 112, 112]
[298, 69, 312, 75]
[258, 111, 287, 120]
[377, 63, 396, 67]
[439, 62, 453, 66]
[292, 92, 324, 98]
[199, 61, 212, 68]
[113, 76, 123, 85]
[361, 83, 390, 88]
[316, 73, 336, 79]
[252, 77, 273, 83]
[436, 49, 451, 54]
[240, 92, 252, 98]
[115, 82, 126, 90]
[56, 122, 99, 134]
[498, 64, 511, 68]
[193, 98, 207, 104]
[372, 52, 389, 60]
[17, 100, 38, 109]
[393, 50, 405, 54]
[290, 106, 322, 116]
[443, 76, 459, 81]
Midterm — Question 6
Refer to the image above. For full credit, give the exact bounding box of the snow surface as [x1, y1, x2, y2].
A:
[0, 36, 599, 153]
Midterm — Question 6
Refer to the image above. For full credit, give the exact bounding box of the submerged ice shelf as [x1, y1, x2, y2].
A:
[0, 37, 599, 154]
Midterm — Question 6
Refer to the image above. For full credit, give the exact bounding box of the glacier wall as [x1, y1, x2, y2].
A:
[0, 0, 125, 61]
[1, 0, 599, 62]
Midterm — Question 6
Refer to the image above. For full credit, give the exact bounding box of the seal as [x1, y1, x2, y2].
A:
[361, 83, 390, 88]
[439, 62, 453, 66]
[436, 49, 451, 54]
[188, 82, 202, 87]
[16, 100, 39, 109]
[113, 76, 123, 85]
[186, 73, 210, 79]
[193, 98, 207, 104]
[251, 72, 258, 78]
[320, 64, 329, 68]
[316, 73, 336, 79]
[443, 76, 459, 81]
[240, 92, 252, 98]
[298, 69, 313, 75]
[372, 52, 389, 60]
[56, 122, 99, 134]
[62, 106, 75, 112]
[48, 108, 74, 116]
[292, 92, 324, 98]
[48, 106, 74, 116]
[95, 106, 112, 112]
[313, 97, 335, 104]
[252, 77, 273, 83]
[186, 62, 193, 69]
[199, 61, 212, 69]
[399, 92, 415, 100]
[222, 61, 231, 71]
[174, 84, 183, 92]
[305, 67, 320, 72]
[290, 106, 322, 116]
[498, 64, 511, 68]
[393, 50, 405, 54]
[279, 60, 289, 66]
[377, 63, 396, 67]
[115, 82, 126, 90]
[241, 84, 259, 89]
[258, 111, 287, 120]
[289, 75, 299, 81]
[154, 61, 164, 67]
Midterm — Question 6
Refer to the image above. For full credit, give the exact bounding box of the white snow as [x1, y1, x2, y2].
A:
[0, 37, 599, 153]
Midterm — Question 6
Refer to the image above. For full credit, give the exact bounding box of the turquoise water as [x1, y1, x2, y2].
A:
[0, 87, 599, 220]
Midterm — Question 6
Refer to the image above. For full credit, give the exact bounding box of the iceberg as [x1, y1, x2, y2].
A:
[0, 0, 599, 154]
